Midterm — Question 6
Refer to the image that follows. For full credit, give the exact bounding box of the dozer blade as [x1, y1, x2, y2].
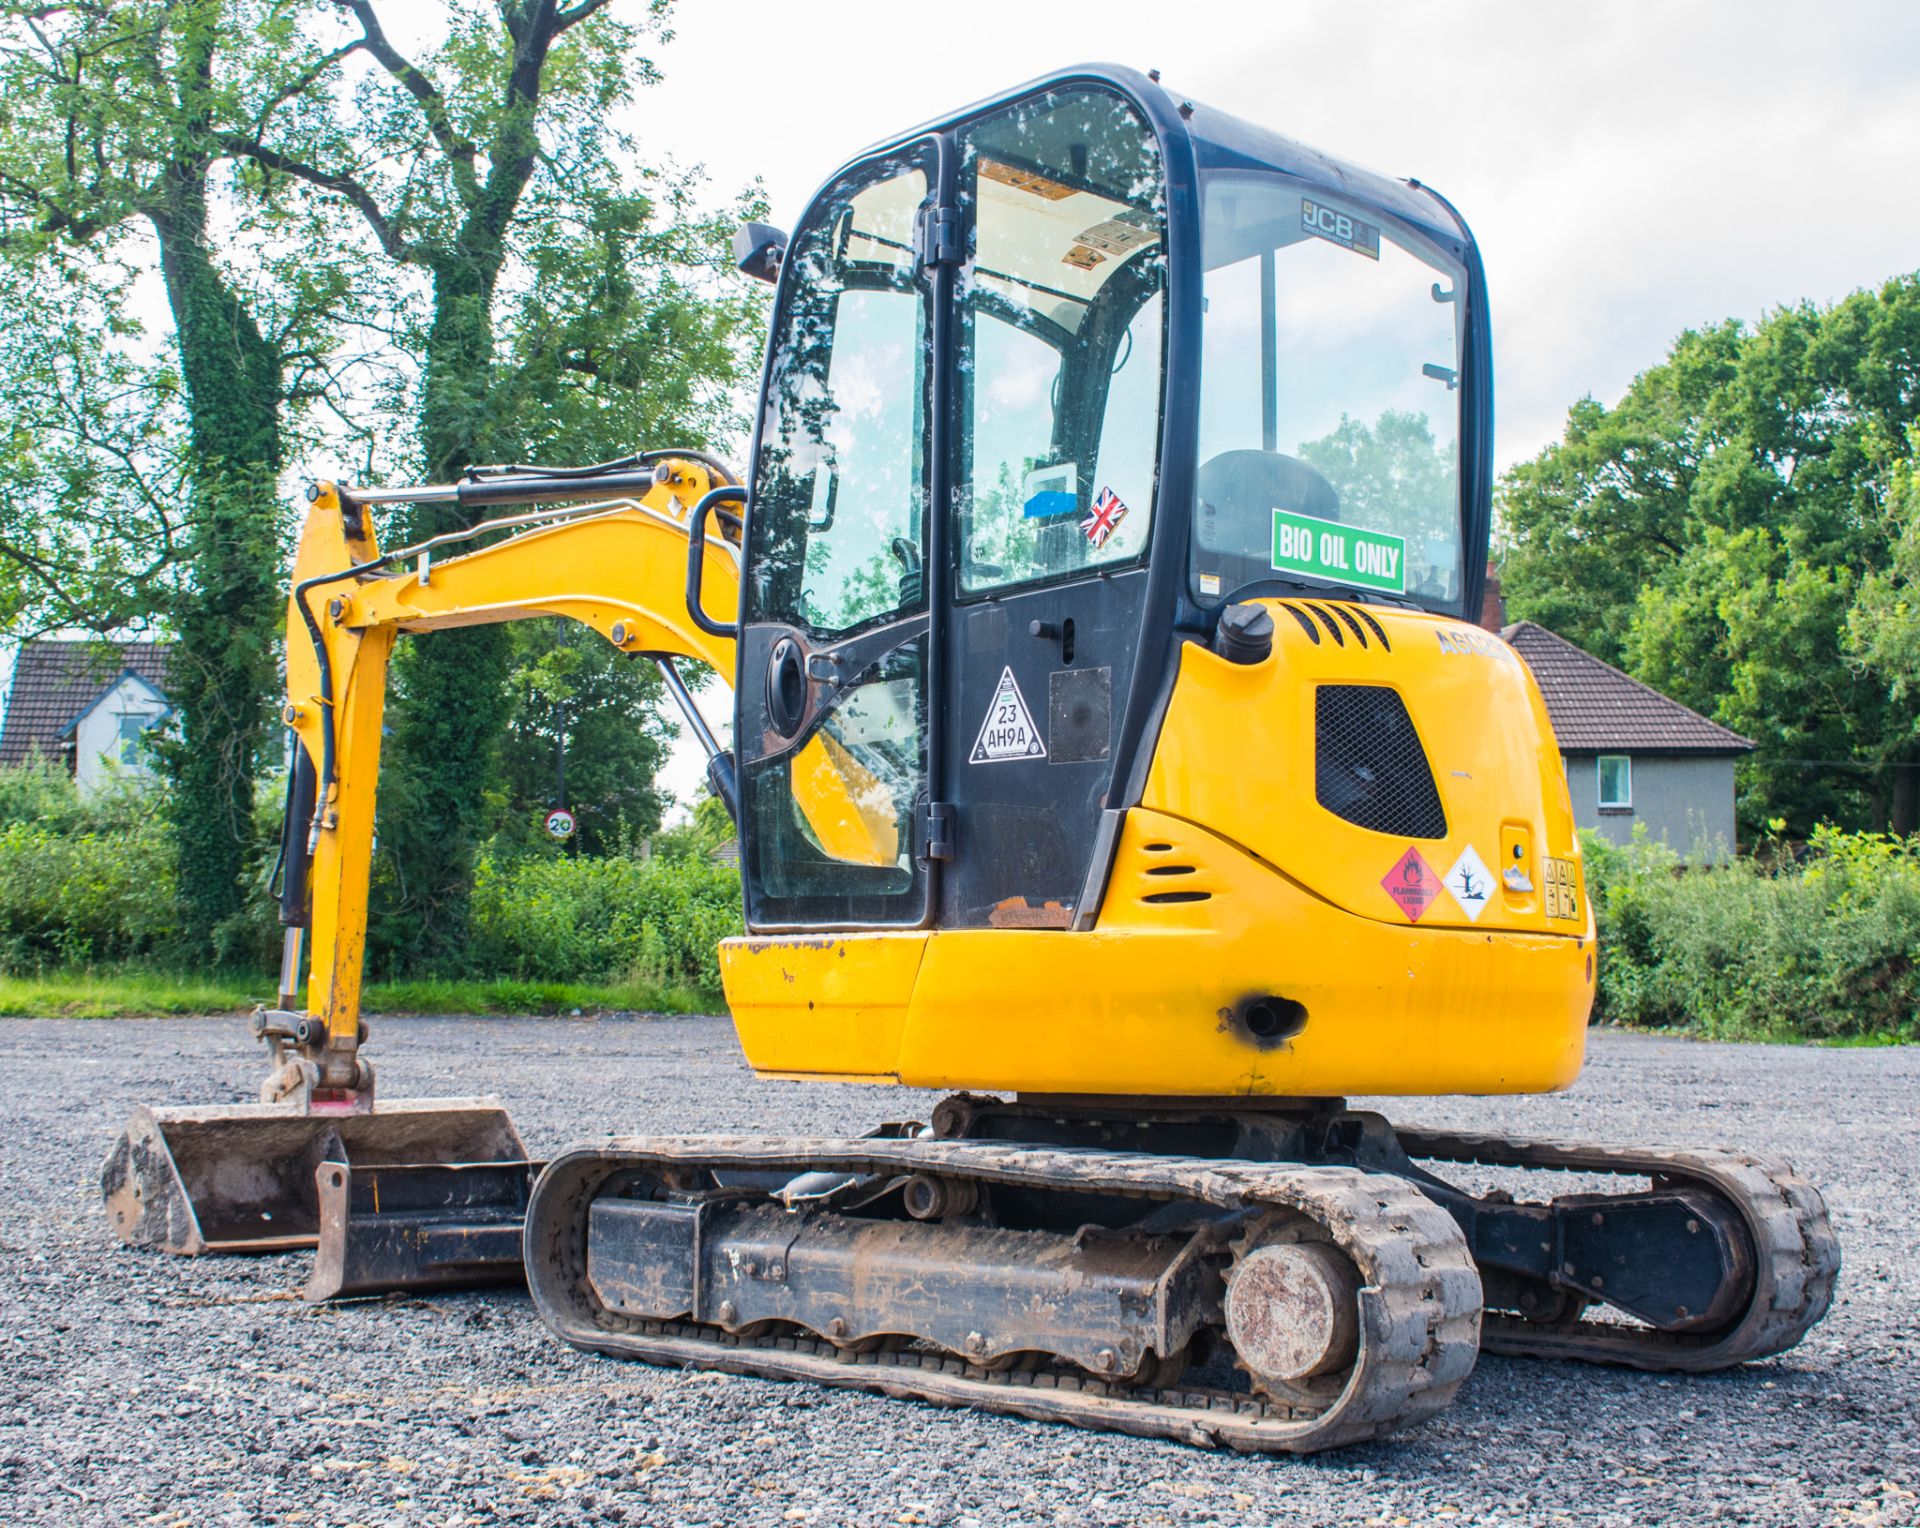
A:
[304, 1158, 539, 1301]
[102, 1098, 526, 1256]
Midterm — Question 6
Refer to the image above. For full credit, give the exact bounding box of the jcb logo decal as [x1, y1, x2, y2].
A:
[1300, 198, 1380, 260]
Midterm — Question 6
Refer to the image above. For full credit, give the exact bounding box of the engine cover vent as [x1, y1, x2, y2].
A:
[1315, 684, 1447, 839]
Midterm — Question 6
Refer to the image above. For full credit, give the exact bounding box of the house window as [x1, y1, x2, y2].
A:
[1597, 754, 1632, 810]
[118, 712, 149, 766]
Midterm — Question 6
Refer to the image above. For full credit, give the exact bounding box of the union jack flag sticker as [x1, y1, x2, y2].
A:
[1081, 486, 1129, 549]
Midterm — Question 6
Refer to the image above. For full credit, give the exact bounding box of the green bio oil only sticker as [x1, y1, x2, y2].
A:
[1271, 509, 1407, 595]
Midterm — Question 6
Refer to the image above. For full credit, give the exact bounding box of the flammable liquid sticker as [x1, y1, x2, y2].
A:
[1381, 845, 1442, 923]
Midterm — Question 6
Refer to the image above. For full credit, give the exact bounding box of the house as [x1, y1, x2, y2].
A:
[0, 639, 174, 795]
[1500, 620, 1753, 855]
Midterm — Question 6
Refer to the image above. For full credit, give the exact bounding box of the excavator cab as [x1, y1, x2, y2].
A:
[733, 73, 1486, 942]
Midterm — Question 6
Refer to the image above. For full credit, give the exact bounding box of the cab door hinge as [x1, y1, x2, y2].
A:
[915, 206, 964, 271]
[920, 801, 955, 862]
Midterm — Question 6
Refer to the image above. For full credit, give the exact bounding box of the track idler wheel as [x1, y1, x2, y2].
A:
[1226, 1241, 1363, 1391]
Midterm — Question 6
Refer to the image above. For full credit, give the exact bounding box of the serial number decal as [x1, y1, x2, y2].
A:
[1435, 626, 1513, 660]
[969, 665, 1046, 763]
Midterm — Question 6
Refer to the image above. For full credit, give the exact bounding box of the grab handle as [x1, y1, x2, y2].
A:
[685, 485, 746, 639]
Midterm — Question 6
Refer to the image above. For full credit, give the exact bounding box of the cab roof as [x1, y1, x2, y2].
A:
[834, 62, 1470, 260]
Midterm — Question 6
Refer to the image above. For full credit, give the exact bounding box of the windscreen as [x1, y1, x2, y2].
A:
[1195, 173, 1466, 612]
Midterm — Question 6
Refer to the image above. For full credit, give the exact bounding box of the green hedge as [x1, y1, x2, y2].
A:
[7, 757, 1913, 1039]
[0, 762, 743, 1000]
[467, 850, 742, 995]
[0, 818, 180, 964]
[1585, 826, 1920, 1041]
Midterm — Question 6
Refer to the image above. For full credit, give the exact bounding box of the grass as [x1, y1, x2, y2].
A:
[1601, 1019, 1914, 1048]
[0, 968, 722, 1020]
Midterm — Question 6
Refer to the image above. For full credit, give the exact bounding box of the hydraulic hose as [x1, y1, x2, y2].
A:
[460, 448, 738, 486]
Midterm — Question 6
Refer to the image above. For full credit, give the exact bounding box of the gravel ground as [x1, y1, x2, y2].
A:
[0, 1015, 1914, 1528]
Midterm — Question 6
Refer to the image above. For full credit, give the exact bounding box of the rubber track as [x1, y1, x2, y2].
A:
[525, 1136, 1483, 1453]
[1397, 1129, 1839, 1372]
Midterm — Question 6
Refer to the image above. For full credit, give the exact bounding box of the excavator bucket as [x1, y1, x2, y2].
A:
[101, 1097, 526, 1257]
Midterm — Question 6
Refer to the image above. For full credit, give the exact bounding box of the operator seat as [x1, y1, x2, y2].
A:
[1194, 448, 1340, 590]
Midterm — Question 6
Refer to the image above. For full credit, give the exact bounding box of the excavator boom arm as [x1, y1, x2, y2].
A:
[273, 459, 740, 1105]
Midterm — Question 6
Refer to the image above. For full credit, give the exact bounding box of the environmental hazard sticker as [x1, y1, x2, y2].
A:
[1443, 844, 1493, 923]
[1380, 845, 1442, 923]
[970, 666, 1046, 764]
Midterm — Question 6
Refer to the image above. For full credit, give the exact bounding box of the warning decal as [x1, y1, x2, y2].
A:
[980, 159, 1075, 201]
[1380, 845, 1442, 923]
[970, 666, 1046, 764]
[1443, 844, 1493, 923]
[1544, 856, 1582, 922]
[1073, 214, 1157, 259]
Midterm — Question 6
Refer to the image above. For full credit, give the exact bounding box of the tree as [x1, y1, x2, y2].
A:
[1500, 276, 1920, 835]
[1298, 409, 1456, 543]
[0, 1, 361, 952]
[0, 1, 762, 969]
[1852, 448, 1920, 825]
[492, 620, 674, 860]
[214, 0, 761, 968]
[1498, 323, 1746, 667]
[0, 260, 188, 637]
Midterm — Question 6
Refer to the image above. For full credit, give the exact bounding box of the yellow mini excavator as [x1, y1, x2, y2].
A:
[105, 67, 1838, 1453]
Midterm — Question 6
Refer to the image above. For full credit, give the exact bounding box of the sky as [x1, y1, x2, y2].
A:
[633, 0, 1920, 812]
[624, 0, 1920, 468]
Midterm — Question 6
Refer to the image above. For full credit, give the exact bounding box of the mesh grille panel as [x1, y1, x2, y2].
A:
[1315, 685, 1447, 839]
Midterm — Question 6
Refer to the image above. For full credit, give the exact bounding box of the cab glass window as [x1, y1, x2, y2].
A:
[955, 90, 1166, 596]
[747, 639, 926, 904]
[749, 161, 931, 636]
[1195, 174, 1466, 613]
[742, 152, 934, 927]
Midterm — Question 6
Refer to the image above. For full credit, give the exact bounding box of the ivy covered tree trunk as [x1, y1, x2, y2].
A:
[150, 170, 283, 958]
[377, 195, 525, 969]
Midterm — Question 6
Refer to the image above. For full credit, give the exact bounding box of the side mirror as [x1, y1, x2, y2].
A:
[734, 222, 788, 284]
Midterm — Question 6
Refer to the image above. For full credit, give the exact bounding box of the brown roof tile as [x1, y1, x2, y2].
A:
[1501, 621, 1752, 755]
[0, 639, 174, 766]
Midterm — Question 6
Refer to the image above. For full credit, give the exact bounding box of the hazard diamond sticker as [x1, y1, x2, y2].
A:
[1380, 845, 1442, 922]
[1443, 844, 1494, 923]
[970, 666, 1046, 763]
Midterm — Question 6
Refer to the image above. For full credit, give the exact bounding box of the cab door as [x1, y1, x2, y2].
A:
[941, 88, 1168, 928]
[736, 145, 940, 930]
